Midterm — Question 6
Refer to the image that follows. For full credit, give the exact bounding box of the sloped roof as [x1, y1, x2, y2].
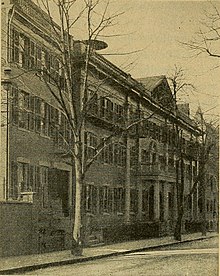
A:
[137, 75, 166, 93]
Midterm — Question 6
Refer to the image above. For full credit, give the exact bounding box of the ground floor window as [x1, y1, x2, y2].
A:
[114, 187, 125, 213]
[130, 189, 138, 213]
[168, 192, 174, 218]
[160, 191, 164, 221]
[9, 162, 69, 216]
[86, 184, 98, 213]
[142, 190, 148, 213]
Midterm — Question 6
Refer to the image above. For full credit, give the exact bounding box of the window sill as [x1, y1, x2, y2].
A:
[2, 199, 32, 205]
[86, 212, 95, 217]
[117, 212, 123, 216]
[103, 212, 110, 216]
[17, 127, 31, 133]
[39, 133, 51, 139]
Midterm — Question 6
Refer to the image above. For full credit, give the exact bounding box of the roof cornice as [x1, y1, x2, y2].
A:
[90, 54, 201, 135]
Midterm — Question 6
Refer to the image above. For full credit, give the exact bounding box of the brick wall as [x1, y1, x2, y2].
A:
[0, 201, 36, 257]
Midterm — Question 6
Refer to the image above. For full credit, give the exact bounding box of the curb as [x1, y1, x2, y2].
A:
[0, 235, 217, 275]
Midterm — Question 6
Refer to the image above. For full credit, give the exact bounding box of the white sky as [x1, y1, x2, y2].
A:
[39, 0, 220, 120]
[100, 0, 220, 120]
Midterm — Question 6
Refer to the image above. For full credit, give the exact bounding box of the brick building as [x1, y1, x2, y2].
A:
[1, 0, 207, 257]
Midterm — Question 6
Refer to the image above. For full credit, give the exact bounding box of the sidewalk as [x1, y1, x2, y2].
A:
[0, 232, 217, 275]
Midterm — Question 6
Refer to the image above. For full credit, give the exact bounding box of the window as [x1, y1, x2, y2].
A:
[11, 29, 20, 63]
[192, 166, 197, 180]
[9, 162, 41, 200]
[152, 152, 157, 165]
[108, 188, 114, 213]
[18, 90, 30, 129]
[99, 97, 114, 122]
[10, 29, 64, 84]
[104, 143, 114, 164]
[20, 34, 30, 69]
[41, 102, 50, 136]
[168, 155, 175, 172]
[98, 186, 115, 213]
[85, 132, 98, 160]
[106, 99, 114, 121]
[10, 161, 18, 200]
[42, 49, 50, 81]
[160, 191, 164, 221]
[141, 150, 149, 164]
[130, 189, 138, 213]
[187, 195, 192, 210]
[113, 188, 124, 213]
[49, 106, 59, 143]
[86, 184, 97, 213]
[11, 87, 19, 125]
[29, 40, 36, 68]
[206, 200, 210, 212]
[41, 166, 49, 208]
[130, 146, 138, 168]
[99, 186, 109, 213]
[162, 126, 168, 143]
[59, 113, 69, 147]
[100, 97, 105, 118]
[159, 155, 166, 171]
[142, 120, 149, 137]
[114, 103, 124, 125]
[142, 190, 148, 213]
[114, 143, 126, 167]
[181, 138, 186, 153]
[186, 164, 191, 180]
[103, 186, 108, 212]
[168, 192, 173, 217]
[28, 95, 35, 131]
[35, 166, 41, 194]
[88, 91, 98, 115]
[11, 89, 59, 138]
[34, 97, 42, 133]
[36, 46, 42, 71]
[17, 162, 30, 193]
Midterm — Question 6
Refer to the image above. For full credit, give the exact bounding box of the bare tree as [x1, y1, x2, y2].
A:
[167, 65, 195, 241]
[181, 3, 220, 60]
[190, 107, 219, 236]
[25, 0, 152, 255]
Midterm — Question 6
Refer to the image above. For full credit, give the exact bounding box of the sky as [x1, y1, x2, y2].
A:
[40, 0, 220, 120]
[100, 0, 220, 120]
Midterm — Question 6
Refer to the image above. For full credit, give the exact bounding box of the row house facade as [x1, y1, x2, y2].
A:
[1, 0, 204, 257]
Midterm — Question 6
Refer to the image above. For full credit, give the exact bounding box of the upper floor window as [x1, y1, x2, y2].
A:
[115, 103, 124, 125]
[85, 132, 98, 160]
[11, 28, 62, 86]
[11, 29, 20, 63]
[88, 91, 98, 115]
[10, 88, 68, 149]
[99, 97, 125, 125]
[159, 155, 166, 171]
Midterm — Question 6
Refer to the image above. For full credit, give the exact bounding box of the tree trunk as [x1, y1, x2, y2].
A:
[200, 160, 207, 236]
[71, 154, 83, 256]
[125, 134, 131, 223]
[174, 159, 181, 240]
[174, 156, 184, 241]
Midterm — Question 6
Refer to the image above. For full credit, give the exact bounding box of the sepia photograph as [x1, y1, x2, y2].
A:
[0, 0, 219, 275]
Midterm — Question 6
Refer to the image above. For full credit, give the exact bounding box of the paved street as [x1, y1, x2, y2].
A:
[26, 237, 218, 276]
